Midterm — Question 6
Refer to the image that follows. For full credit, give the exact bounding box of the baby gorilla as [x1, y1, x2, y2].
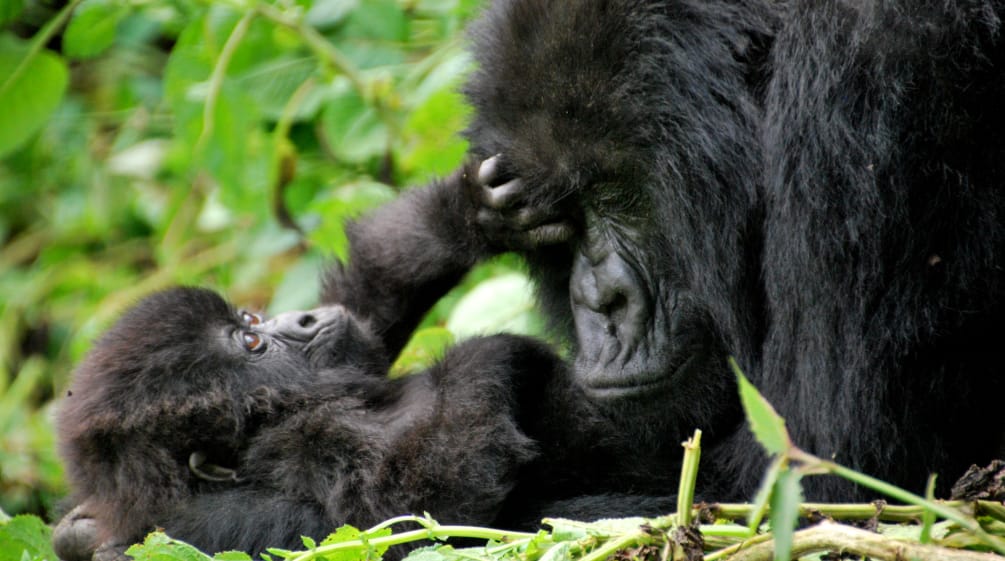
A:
[55, 286, 561, 560]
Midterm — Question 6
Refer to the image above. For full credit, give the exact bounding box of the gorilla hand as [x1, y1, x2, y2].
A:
[472, 155, 576, 250]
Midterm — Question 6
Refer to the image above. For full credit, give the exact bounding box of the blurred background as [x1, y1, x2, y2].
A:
[0, 0, 546, 522]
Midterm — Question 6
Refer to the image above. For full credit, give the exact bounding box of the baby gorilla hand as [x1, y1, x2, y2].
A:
[473, 155, 576, 250]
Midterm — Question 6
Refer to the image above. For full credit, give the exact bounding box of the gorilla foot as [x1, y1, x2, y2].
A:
[52, 505, 101, 561]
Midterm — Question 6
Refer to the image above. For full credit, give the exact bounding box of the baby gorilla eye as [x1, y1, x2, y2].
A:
[239, 311, 262, 325]
[242, 331, 266, 352]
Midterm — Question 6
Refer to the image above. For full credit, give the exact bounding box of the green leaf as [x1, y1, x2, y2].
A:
[0, 515, 56, 561]
[236, 57, 321, 120]
[0, 34, 68, 158]
[538, 542, 572, 561]
[125, 532, 213, 561]
[446, 273, 545, 338]
[747, 455, 784, 533]
[731, 357, 789, 456]
[768, 468, 802, 561]
[320, 525, 361, 545]
[342, 0, 408, 41]
[391, 326, 455, 377]
[316, 524, 392, 561]
[399, 87, 470, 177]
[320, 78, 389, 163]
[63, 0, 129, 59]
[213, 552, 252, 561]
[0, 0, 25, 26]
[305, 0, 358, 29]
[268, 254, 324, 316]
[542, 519, 590, 542]
[307, 180, 396, 258]
[401, 546, 451, 561]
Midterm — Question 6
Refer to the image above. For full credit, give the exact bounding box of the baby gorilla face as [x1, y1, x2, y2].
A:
[228, 299, 390, 385]
[68, 287, 389, 415]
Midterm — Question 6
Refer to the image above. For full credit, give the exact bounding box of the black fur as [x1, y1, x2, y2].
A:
[55, 0, 1005, 554]
[56, 286, 565, 558]
[325, 0, 1005, 511]
[460, 0, 1005, 504]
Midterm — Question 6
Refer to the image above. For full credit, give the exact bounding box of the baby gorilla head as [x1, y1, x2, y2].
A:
[56, 286, 388, 550]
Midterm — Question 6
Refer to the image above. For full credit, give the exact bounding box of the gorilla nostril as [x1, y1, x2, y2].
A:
[298, 314, 317, 329]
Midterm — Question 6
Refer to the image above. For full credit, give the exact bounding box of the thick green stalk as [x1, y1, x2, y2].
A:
[676, 429, 702, 527]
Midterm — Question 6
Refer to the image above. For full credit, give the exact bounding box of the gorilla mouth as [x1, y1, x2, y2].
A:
[571, 294, 685, 399]
[574, 337, 682, 399]
[569, 241, 681, 399]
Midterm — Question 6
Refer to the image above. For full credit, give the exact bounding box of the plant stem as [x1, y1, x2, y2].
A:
[790, 447, 1005, 555]
[577, 532, 648, 561]
[706, 500, 1003, 523]
[0, 0, 84, 99]
[723, 521, 1001, 561]
[676, 429, 702, 527]
[287, 525, 537, 561]
[196, 10, 255, 154]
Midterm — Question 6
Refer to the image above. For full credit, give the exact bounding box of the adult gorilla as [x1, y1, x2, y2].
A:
[452, 0, 1005, 506]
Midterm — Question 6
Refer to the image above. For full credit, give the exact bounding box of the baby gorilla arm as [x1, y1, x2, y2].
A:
[322, 158, 572, 358]
[65, 335, 561, 561]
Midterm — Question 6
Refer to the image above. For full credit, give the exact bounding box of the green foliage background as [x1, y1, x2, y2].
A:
[0, 0, 546, 521]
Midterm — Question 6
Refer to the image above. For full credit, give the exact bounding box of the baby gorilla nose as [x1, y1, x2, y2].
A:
[264, 308, 343, 342]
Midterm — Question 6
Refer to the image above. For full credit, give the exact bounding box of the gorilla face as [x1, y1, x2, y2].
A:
[218, 301, 388, 386]
[70, 287, 388, 416]
[568, 192, 724, 402]
[462, 0, 756, 407]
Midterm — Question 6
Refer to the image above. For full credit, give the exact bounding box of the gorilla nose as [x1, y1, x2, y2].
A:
[571, 251, 631, 317]
[266, 307, 343, 341]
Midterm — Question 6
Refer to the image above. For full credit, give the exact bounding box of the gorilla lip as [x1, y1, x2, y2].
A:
[576, 342, 678, 399]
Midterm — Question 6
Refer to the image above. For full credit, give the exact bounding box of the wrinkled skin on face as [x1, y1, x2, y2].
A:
[472, 157, 733, 425]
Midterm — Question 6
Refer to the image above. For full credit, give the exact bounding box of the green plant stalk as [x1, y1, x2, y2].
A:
[576, 531, 650, 561]
[676, 429, 702, 527]
[920, 473, 937, 544]
[790, 447, 1005, 555]
[196, 10, 255, 154]
[0, 0, 83, 99]
[703, 531, 774, 561]
[723, 520, 998, 561]
[707, 500, 999, 523]
[746, 455, 785, 534]
[287, 525, 537, 561]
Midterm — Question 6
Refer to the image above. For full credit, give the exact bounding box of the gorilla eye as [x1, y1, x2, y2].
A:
[240, 311, 262, 325]
[242, 331, 266, 352]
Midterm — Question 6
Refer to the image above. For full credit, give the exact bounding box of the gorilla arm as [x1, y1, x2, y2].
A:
[136, 336, 555, 558]
[322, 158, 574, 359]
[321, 164, 488, 358]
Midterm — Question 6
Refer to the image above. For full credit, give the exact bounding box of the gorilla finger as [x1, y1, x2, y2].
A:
[520, 222, 576, 247]
[483, 178, 526, 210]
[477, 155, 504, 187]
[476, 208, 510, 232]
[511, 205, 572, 230]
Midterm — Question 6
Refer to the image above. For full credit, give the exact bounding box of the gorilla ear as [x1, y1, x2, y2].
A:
[188, 451, 241, 483]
